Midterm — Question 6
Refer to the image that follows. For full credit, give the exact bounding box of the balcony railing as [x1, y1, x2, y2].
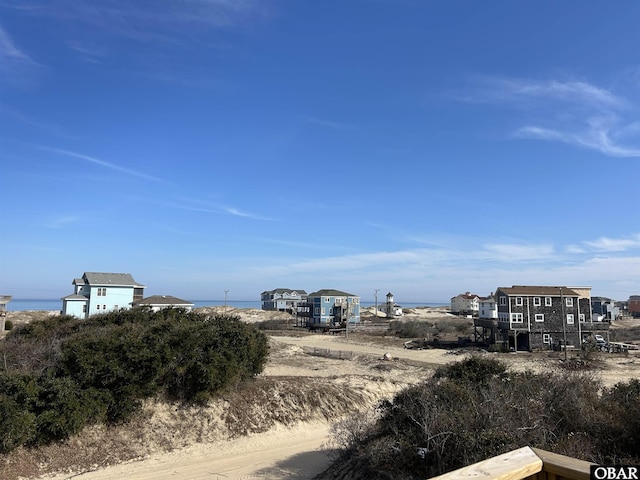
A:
[431, 446, 592, 480]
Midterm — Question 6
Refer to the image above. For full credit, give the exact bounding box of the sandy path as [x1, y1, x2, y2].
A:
[269, 334, 456, 366]
[53, 423, 332, 480]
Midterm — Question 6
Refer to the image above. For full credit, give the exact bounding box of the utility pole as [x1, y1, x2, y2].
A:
[560, 287, 567, 361]
[374, 289, 379, 318]
[224, 290, 229, 313]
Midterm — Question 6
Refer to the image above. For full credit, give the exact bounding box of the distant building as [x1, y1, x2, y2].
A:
[132, 295, 194, 312]
[0, 295, 11, 331]
[451, 292, 480, 315]
[490, 285, 604, 351]
[629, 295, 640, 317]
[261, 288, 307, 312]
[591, 296, 619, 321]
[378, 292, 403, 318]
[305, 289, 360, 328]
[478, 294, 497, 319]
[61, 272, 145, 319]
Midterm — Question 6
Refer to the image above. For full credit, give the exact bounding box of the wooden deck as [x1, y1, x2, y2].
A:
[431, 446, 593, 480]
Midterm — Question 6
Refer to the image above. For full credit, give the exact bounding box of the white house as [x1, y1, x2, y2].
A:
[61, 272, 145, 319]
[478, 294, 498, 319]
[378, 292, 403, 318]
[450, 292, 480, 315]
[132, 295, 194, 312]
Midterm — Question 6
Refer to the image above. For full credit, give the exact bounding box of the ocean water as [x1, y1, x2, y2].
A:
[6, 299, 447, 312]
[7, 299, 262, 312]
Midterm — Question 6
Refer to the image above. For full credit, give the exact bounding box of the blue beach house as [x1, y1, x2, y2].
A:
[61, 272, 145, 319]
[307, 289, 360, 328]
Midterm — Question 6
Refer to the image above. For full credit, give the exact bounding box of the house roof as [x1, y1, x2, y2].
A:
[452, 292, 480, 300]
[497, 286, 579, 297]
[133, 295, 194, 306]
[629, 295, 640, 301]
[308, 289, 358, 298]
[61, 293, 88, 301]
[591, 296, 612, 302]
[81, 272, 145, 287]
[261, 288, 308, 295]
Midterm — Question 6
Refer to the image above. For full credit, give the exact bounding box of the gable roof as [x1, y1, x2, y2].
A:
[81, 272, 145, 287]
[133, 295, 193, 306]
[308, 289, 358, 298]
[61, 293, 88, 301]
[497, 286, 579, 297]
[261, 288, 308, 295]
[452, 292, 480, 300]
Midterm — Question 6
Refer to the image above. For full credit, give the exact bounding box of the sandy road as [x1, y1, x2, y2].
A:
[52, 423, 332, 480]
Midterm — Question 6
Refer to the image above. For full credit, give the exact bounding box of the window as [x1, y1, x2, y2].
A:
[543, 334, 551, 344]
[535, 313, 544, 322]
[566, 314, 574, 324]
[533, 297, 541, 306]
[515, 297, 523, 306]
[322, 308, 325, 315]
[511, 313, 523, 323]
[566, 298, 573, 307]
[499, 296, 506, 306]
[324, 297, 330, 303]
[314, 307, 320, 315]
[545, 297, 552, 306]
[579, 313, 585, 322]
[96, 305, 100, 310]
[114, 305, 118, 310]
[103, 305, 106, 310]
[82, 305, 87, 313]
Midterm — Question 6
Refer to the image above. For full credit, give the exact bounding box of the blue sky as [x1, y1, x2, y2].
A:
[2, 1, 640, 303]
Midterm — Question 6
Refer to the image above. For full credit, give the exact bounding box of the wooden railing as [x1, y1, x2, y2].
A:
[431, 446, 593, 480]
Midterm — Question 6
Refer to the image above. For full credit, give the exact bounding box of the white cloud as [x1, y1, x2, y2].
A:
[301, 116, 355, 131]
[480, 243, 556, 262]
[2, 0, 267, 44]
[37, 146, 164, 182]
[465, 75, 640, 158]
[0, 24, 41, 82]
[46, 215, 80, 229]
[583, 234, 640, 252]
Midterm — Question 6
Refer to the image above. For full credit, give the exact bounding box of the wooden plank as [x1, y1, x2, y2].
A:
[531, 448, 593, 480]
[431, 446, 543, 480]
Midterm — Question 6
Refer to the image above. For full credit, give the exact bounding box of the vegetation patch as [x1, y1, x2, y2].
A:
[0, 308, 269, 454]
[320, 355, 640, 480]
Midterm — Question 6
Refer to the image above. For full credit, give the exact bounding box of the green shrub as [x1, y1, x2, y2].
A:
[389, 320, 434, 338]
[0, 308, 269, 451]
[325, 356, 632, 479]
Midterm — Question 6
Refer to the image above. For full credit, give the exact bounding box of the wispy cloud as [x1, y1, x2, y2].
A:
[301, 115, 355, 131]
[151, 196, 275, 221]
[2, 1, 267, 44]
[37, 146, 164, 182]
[45, 215, 80, 229]
[480, 243, 556, 262]
[471, 77, 625, 109]
[583, 234, 640, 252]
[0, 24, 41, 82]
[463, 75, 640, 158]
[66, 41, 107, 64]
